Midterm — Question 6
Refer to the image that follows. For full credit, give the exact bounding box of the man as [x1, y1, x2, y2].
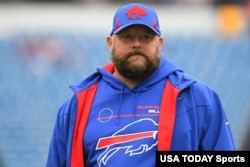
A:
[46, 3, 235, 167]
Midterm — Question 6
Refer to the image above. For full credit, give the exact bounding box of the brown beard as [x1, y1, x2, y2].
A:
[111, 48, 161, 81]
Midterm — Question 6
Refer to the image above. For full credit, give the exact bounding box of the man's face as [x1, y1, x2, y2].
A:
[107, 25, 163, 81]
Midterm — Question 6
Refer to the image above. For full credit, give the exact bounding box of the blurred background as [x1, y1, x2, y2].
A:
[0, 0, 250, 166]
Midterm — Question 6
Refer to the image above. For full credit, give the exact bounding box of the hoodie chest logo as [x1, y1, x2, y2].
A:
[96, 118, 158, 167]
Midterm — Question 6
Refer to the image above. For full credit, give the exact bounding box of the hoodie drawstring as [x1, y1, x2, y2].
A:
[133, 85, 141, 122]
[116, 84, 124, 125]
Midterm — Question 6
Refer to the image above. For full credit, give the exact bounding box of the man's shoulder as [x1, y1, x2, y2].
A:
[171, 71, 219, 100]
[69, 72, 101, 93]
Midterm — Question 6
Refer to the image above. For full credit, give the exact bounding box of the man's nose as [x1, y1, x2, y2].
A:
[131, 37, 142, 49]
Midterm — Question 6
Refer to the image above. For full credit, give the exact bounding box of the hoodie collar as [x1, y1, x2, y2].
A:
[98, 55, 184, 92]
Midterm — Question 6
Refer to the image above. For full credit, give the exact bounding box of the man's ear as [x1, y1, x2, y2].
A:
[159, 36, 164, 51]
[106, 36, 113, 51]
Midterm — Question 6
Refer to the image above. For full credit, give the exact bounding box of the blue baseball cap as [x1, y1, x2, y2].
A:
[110, 3, 161, 36]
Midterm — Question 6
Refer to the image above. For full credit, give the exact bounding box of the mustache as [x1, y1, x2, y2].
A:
[126, 50, 147, 58]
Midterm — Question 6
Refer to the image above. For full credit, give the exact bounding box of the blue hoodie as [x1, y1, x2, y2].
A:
[46, 56, 235, 167]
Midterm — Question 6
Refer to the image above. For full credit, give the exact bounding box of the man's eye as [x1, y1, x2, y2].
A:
[141, 35, 152, 40]
[122, 34, 131, 39]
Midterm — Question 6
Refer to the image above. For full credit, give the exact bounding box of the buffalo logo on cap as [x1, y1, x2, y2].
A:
[126, 6, 147, 19]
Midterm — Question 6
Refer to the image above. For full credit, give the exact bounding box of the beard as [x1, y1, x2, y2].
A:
[110, 47, 161, 81]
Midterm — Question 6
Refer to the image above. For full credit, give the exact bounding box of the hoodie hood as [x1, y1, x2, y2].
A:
[70, 55, 195, 93]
